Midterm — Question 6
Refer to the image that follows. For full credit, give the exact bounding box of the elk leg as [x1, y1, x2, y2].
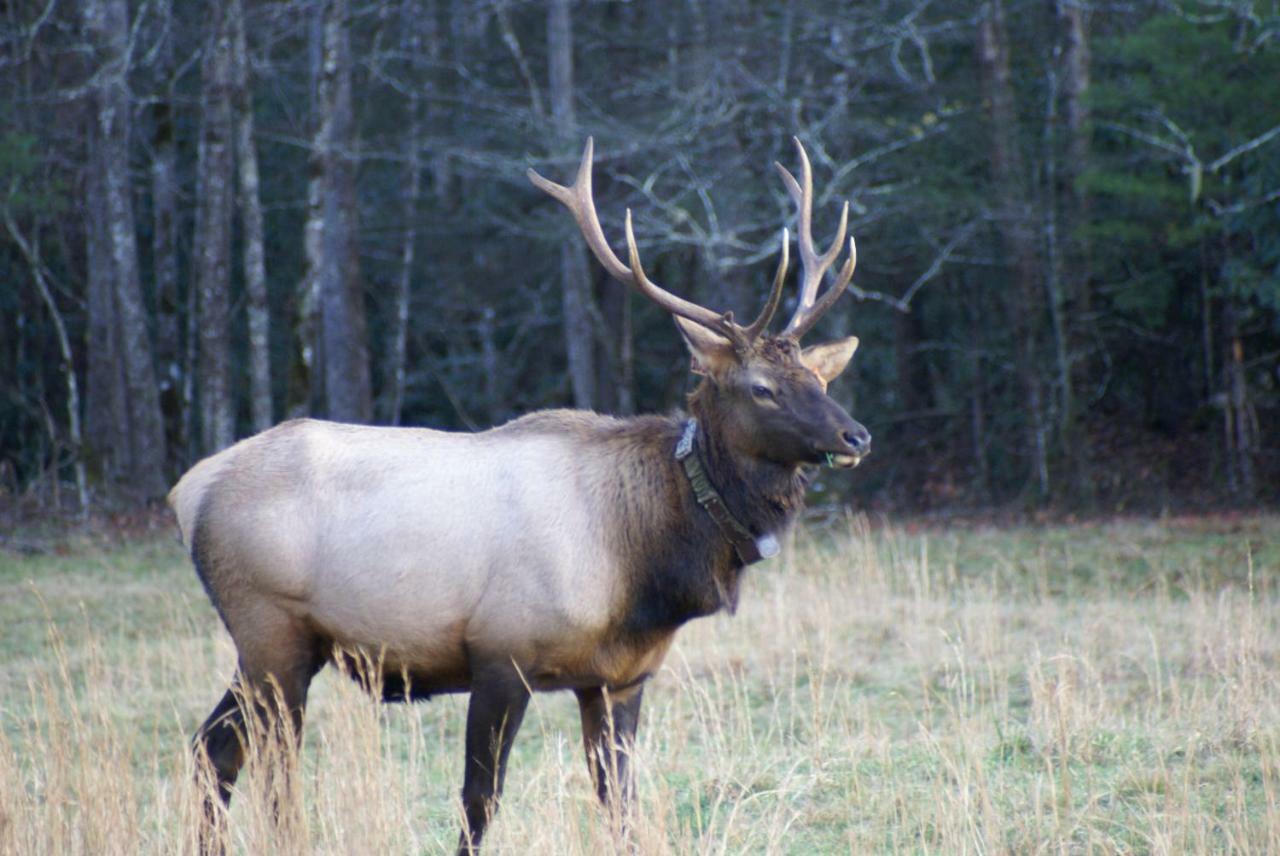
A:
[194, 684, 245, 834]
[193, 610, 324, 852]
[576, 684, 644, 831]
[457, 666, 531, 855]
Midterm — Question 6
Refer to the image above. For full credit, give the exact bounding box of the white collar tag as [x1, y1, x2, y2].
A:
[755, 534, 780, 560]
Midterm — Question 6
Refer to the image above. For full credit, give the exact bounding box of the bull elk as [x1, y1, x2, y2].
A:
[172, 138, 870, 853]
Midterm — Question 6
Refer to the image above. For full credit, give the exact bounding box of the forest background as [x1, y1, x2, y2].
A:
[1, 0, 1277, 519]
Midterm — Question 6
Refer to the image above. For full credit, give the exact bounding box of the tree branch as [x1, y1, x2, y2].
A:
[1208, 124, 1280, 173]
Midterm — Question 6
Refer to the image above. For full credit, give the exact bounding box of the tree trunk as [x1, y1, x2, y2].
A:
[231, 0, 273, 433]
[150, 0, 182, 463]
[289, 7, 325, 418]
[84, 131, 129, 487]
[595, 274, 634, 415]
[317, 0, 372, 424]
[977, 0, 1048, 501]
[1056, 0, 1093, 500]
[381, 0, 429, 426]
[619, 286, 634, 414]
[1042, 55, 1074, 485]
[194, 2, 236, 455]
[479, 307, 503, 424]
[1222, 302, 1256, 499]
[83, 0, 168, 498]
[1059, 0, 1091, 303]
[548, 0, 596, 410]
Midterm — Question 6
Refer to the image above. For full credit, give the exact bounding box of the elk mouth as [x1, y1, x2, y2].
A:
[815, 428, 870, 469]
[814, 447, 865, 468]
[824, 451, 865, 469]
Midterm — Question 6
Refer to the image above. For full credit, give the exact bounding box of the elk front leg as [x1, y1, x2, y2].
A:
[457, 666, 531, 854]
[575, 684, 644, 832]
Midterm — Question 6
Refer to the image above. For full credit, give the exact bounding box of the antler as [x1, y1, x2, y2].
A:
[528, 138, 747, 347]
[743, 228, 789, 341]
[775, 137, 857, 339]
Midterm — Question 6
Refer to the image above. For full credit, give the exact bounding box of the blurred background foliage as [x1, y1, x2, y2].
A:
[0, 0, 1276, 518]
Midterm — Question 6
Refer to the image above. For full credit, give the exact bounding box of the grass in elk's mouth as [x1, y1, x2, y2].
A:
[1, 514, 1278, 854]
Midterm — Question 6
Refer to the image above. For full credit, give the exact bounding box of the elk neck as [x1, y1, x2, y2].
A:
[609, 386, 807, 644]
[686, 381, 808, 544]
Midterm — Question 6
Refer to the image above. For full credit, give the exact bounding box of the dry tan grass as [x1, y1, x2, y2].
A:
[1, 514, 1278, 854]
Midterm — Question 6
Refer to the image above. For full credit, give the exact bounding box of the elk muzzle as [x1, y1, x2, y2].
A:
[818, 414, 871, 469]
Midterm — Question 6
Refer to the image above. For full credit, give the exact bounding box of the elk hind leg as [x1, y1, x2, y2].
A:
[194, 685, 246, 827]
[193, 606, 325, 847]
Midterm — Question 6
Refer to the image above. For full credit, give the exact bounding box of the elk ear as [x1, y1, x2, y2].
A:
[800, 336, 859, 390]
[674, 316, 737, 377]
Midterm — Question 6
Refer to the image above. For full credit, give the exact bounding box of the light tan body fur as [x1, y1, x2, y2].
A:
[171, 416, 673, 694]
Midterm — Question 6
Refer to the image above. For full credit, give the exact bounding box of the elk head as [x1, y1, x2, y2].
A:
[529, 137, 871, 470]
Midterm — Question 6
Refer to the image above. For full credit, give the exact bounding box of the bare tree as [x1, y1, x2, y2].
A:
[1222, 310, 1257, 498]
[1059, 0, 1091, 293]
[84, 135, 129, 486]
[548, 0, 596, 410]
[1055, 0, 1093, 497]
[82, 0, 168, 497]
[150, 0, 182, 460]
[317, 0, 372, 423]
[290, 7, 325, 418]
[293, 0, 372, 424]
[194, 1, 236, 454]
[230, 0, 273, 432]
[380, 0, 432, 426]
[977, 0, 1048, 500]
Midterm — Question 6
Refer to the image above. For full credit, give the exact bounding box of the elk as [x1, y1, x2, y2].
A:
[171, 138, 870, 853]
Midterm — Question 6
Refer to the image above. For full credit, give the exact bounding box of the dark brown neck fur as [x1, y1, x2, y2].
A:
[590, 386, 807, 644]
[495, 401, 808, 641]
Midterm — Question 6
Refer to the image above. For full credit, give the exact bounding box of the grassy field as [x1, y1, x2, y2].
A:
[1, 513, 1278, 854]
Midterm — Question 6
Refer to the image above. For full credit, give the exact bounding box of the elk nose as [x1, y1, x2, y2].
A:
[842, 426, 871, 452]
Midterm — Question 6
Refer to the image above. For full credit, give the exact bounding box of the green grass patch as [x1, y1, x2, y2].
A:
[1, 514, 1277, 853]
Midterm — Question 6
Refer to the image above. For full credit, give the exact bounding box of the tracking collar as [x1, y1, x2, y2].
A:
[674, 419, 780, 565]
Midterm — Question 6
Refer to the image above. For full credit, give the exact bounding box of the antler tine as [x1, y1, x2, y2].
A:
[624, 211, 744, 343]
[743, 228, 789, 342]
[787, 236, 856, 340]
[777, 137, 854, 338]
[527, 138, 631, 281]
[530, 137, 745, 345]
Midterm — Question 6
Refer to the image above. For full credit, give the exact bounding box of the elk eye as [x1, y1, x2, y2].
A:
[751, 384, 775, 400]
